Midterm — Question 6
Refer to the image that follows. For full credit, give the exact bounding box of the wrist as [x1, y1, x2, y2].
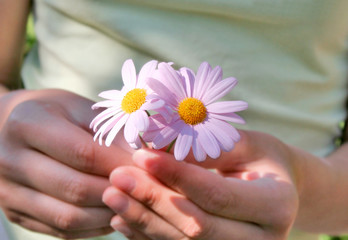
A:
[288, 146, 326, 200]
[289, 145, 339, 233]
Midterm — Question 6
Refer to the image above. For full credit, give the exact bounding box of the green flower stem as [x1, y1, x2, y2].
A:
[166, 139, 176, 153]
[139, 135, 149, 148]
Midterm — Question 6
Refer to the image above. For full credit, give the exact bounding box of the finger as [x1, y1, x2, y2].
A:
[10, 89, 100, 132]
[0, 149, 109, 206]
[111, 215, 155, 240]
[5, 99, 132, 176]
[0, 179, 114, 231]
[183, 130, 276, 171]
[3, 209, 114, 239]
[106, 167, 266, 240]
[104, 186, 185, 240]
[132, 149, 297, 226]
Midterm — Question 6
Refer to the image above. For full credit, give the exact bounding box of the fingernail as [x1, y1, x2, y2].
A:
[105, 189, 129, 214]
[111, 218, 133, 238]
[111, 170, 136, 192]
[132, 149, 150, 168]
[133, 149, 159, 171]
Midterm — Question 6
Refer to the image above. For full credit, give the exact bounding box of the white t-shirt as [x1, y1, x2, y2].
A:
[3, 0, 348, 239]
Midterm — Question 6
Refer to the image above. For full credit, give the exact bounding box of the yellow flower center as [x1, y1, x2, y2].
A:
[177, 97, 207, 125]
[121, 88, 147, 114]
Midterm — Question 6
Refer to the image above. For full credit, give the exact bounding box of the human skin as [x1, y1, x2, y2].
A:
[0, 0, 136, 238]
[103, 129, 348, 239]
[3, 1, 348, 240]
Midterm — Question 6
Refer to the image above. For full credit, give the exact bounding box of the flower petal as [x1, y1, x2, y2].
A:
[142, 129, 160, 143]
[180, 67, 195, 98]
[206, 101, 248, 114]
[149, 114, 171, 131]
[156, 105, 174, 123]
[124, 120, 139, 144]
[137, 60, 158, 88]
[91, 100, 121, 110]
[205, 118, 234, 152]
[158, 62, 186, 100]
[193, 62, 211, 100]
[142, 113, 177, 142]
[105, 114, 129, 147]
[202, 77, 238, 105]
[174, 125, 193, 161]
[192, 128, 207, 162]
[147, 77, 179, 108]
[141, 98, 165, 111]
[129, 137, 142, 150]
[207, 118, 241, 142]
[129, 110, 149, 132]
[98, 90, 123, 100]
[90, 107, 122, 131]
[196, 123, 221, 159]
[122, 59, 137, 90]
[93, 112, 125, 145]
[152, 120, 184, 149]
[208, 112, 246, 124]
[205, 65, 222, 91]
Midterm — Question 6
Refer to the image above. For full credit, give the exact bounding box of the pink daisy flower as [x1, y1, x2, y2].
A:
[144, 62, 248, 161]
[90, 59, 165, 149]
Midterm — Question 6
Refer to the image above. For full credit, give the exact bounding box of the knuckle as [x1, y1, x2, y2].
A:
[273, 205, 296, 230]
[132, 210, 153, 230]
[268, 186, 298, 231]
[0, 187, 9, 205]
[141, 187, 158, 207]
[6, 211, 23, 225]
[5, 99, 63, 137]
[0, 181, 14, 206]
[183, 217, 212, 239]
[0, 146, 12, 174]
[71, 142, 96, 173]
[6, 100, 42, 132]
[6, 112, 26, 135]
[63, 178, 89, 205]
[55, 211, 79, 231]
[202, 185, 233, 213]
[0, 153, 7, 173]
[0, 140, 21, 177]
[166, 169, 183, 189]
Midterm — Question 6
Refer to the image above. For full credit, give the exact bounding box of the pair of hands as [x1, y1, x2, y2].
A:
[0, 89, 301, 239]
[103, 132, 300, 240]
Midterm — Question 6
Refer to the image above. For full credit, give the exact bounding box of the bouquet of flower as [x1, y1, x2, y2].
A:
[90, 59, 248, 162]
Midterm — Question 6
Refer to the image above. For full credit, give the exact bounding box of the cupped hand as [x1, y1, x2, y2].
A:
[0, 89, 133, 239]
[103, 130, 302, 240]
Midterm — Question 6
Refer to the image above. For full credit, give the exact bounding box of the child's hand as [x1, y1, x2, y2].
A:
[0, 89, 133, 238]
[103, 130, 304, 240]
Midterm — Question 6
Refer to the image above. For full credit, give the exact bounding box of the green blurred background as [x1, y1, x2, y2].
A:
[24, 15, 347, 240]
[24, 15, 36, 56]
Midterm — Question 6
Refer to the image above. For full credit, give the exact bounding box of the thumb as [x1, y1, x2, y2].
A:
[132, 148, 293, 226]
